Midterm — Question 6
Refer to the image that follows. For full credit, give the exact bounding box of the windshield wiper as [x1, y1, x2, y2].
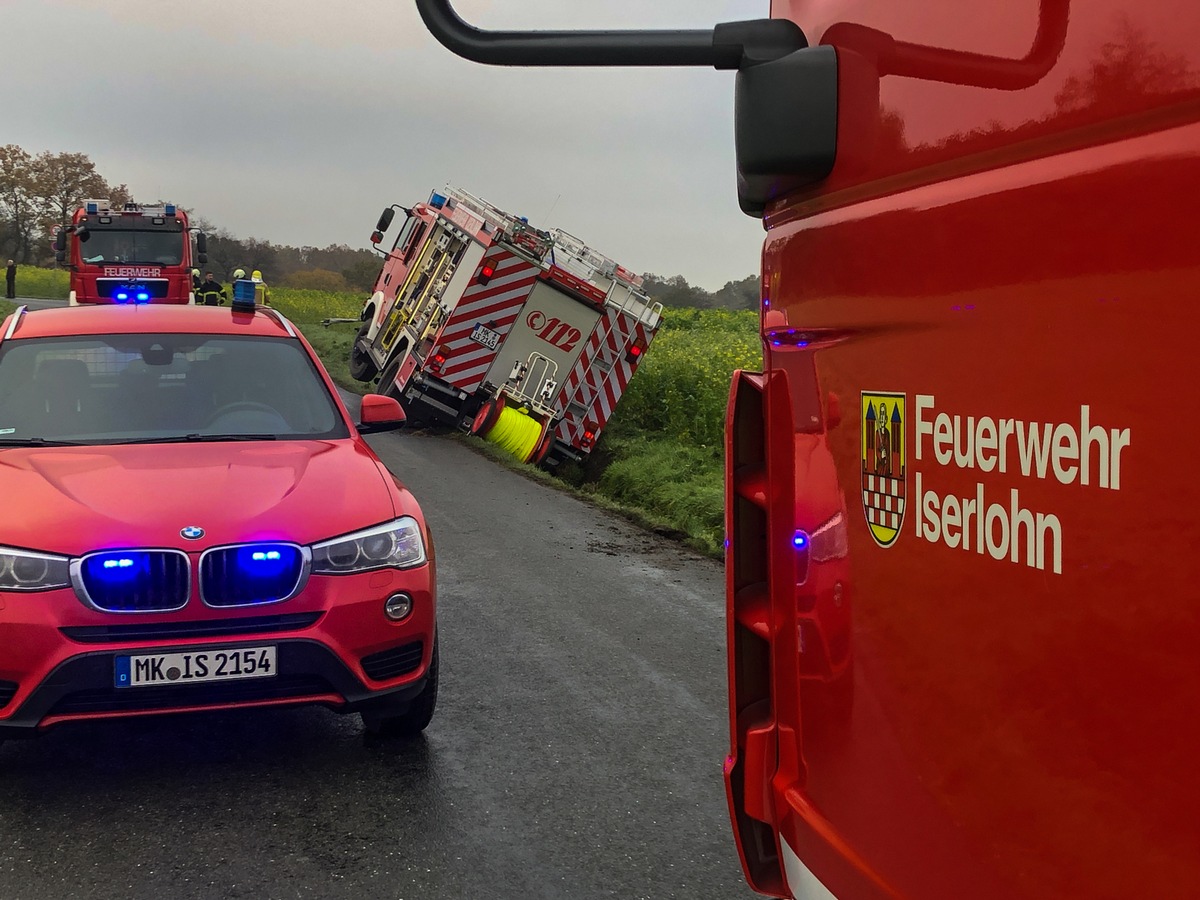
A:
[0, 437, 91, 447]
[106, 433, 280, 445]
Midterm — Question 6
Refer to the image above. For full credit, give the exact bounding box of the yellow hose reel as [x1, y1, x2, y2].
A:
[483, 405, 549, 464]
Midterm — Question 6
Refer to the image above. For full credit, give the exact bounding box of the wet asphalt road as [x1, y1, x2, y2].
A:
[0, 406, 754, 900]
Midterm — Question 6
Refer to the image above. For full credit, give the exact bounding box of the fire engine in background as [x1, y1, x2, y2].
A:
[53, 199, 207, 304]
[348, 187, 661, 466]
[418, 1, 1200, 898]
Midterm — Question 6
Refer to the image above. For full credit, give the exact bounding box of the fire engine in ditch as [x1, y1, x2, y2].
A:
[418, 0, 1200, 898]
[53, 199, 207, 304]
[347, 187, 661, 466]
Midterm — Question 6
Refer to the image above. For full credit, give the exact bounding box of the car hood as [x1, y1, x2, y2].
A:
[0, 440, 398, 556]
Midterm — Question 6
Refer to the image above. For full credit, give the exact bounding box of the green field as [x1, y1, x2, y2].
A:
[3, 270, 760, 556]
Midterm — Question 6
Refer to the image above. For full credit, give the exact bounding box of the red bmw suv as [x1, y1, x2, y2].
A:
[0, 302, 437, 742]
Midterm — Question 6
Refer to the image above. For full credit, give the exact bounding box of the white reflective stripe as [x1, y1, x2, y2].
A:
[781, 837, 839, 900]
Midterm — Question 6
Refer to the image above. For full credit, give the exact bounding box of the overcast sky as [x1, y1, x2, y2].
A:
[5, 0, 767, 289]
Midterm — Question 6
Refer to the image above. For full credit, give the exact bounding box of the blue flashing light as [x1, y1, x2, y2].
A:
[135, 291, 150, 302]
[164, 203, 176, 216]
[115, 292, 129, 302]
[86, 551, 147, 584]
[251, 550, 282, 562]
[793, 531, 809, 550]
[429, 191, 447, 209]
[86, 202, 98, 214]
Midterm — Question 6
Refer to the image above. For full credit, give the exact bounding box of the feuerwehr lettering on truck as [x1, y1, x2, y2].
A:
[861, 391, 1132, 574]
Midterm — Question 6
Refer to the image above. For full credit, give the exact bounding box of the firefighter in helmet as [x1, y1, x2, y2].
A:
[251, 269, 271, 307]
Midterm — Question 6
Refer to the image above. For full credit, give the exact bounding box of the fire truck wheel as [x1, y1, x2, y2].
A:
[349, 322, 378, 382]
[378, 355, 404, 401]
[471, 396, 505, 436]
[361, 635, 439, 738]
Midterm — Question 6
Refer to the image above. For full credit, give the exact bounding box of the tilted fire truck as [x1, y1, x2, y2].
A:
[418, 1, 1200, 898]
[53, 199, 207, 304]
[347, 187, 661, 466]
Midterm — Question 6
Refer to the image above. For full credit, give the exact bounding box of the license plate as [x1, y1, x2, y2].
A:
[115, 646, 276, 688]
[469, 323, 501, 350]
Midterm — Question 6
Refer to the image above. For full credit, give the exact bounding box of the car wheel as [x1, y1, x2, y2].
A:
[349, 321, 379, 382]
[362, 636, 439, 738]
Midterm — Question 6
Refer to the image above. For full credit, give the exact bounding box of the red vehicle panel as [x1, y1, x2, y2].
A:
[408, 4, 1200, 893]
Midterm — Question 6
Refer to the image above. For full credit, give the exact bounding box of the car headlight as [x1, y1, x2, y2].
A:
[0, 546, 72, 591]
[310, 517, 426, 574]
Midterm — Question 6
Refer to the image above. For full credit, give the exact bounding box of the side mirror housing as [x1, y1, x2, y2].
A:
[53, 231, 66, 253]
[198, 252, 208, 265]
[357, 393, 406, 433]
[195, 231, 208, 254]
[735, 45, 838, 216]
[375, 208, 396, 234]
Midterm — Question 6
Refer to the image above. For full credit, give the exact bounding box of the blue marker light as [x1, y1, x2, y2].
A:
[793, 531, 809, 550]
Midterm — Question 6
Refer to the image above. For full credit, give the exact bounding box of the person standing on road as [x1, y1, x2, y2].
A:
[5, 260, 15, 299]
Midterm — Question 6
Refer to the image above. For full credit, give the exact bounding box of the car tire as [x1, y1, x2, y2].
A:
[361, 636, 439, 738]
[349, 321, 379, 382]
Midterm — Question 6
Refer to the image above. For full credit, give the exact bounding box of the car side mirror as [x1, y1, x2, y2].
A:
[375, 208, 396, 234]
[357, 393, 406, 433]
[826, 391, 842, 430]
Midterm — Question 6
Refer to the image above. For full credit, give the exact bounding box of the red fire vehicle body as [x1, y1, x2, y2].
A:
[417, 0, 1200, 897]
[56, 199, 204, 305]
[349, 188, 661, 466]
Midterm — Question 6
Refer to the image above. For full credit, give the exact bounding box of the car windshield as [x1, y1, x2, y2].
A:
[80, 228, 185, 265]
[0, 333, 349, 444]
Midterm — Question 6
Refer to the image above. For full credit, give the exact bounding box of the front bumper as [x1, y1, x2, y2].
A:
[0, 565, 435, 736]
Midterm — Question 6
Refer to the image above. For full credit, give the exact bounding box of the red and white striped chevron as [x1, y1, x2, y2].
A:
[553, 306, 656, 450]
[433, 248, 540, 394]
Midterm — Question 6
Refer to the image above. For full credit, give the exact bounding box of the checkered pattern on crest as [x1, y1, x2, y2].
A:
[861, 470, 906, 531]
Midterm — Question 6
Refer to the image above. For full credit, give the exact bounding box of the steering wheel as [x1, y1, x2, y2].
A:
[203, 401, 283, 425]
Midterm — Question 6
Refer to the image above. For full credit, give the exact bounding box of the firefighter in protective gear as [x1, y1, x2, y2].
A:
[233, 268, 246, 280]
[251, 269, 271, 306]
[191, 268, 201, 292]
[198, 272, 226, 306]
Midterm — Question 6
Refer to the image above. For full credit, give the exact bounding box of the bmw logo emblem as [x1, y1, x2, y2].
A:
[180, 526, 205, 540]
